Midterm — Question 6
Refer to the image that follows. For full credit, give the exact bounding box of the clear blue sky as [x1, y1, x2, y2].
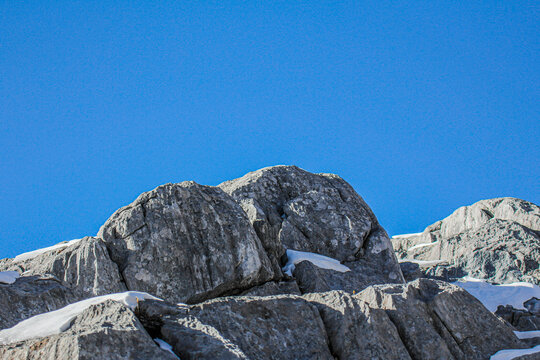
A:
[1, 2, 538, 258]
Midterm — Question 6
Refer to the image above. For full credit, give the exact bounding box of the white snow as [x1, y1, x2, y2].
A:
[13, 238, 82, 263]
[407, 241, 439, 251]
[282, 249, 351, 276]
[453, 277, 540, 312]
[398, 258, 446, 266]
[154, 338, 181, 359]
[514, 330, 540, 340]
[0, 271, 20, 284]
[391, 232, 423, 239]
[490, 345, 540, 360]
[0, 291, 161, 345]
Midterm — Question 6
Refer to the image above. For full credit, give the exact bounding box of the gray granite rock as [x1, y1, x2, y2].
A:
[304, 291, 411, 360]
[2, 237, 126, 299]
[392, 198, 540, 284]
[0, 276, 76, 330]
[239, 280, 301, 296]
[137, 295, 334, 360]
[293, 256, 403, 294]
[0, 300, 177, 360]
[220, 165, 404, 286]
[496, 304, 540, 331]
[357, 278, 523, 360]
[98, 182, 276, 304]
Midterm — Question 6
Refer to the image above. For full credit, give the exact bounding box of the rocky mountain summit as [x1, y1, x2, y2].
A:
[392, 197, 540, 285]
[0, 166, 538, 359]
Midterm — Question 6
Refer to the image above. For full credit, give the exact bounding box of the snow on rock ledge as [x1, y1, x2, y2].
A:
[452, 277, 540, 312]
[282, 249, 350, 276]
[0, 271, 19, 285]
[0, 291, 160, 345]
[13, 238, 82, 263]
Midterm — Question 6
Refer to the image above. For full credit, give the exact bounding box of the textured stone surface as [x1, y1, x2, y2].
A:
[304, 291, 411, 360]
[220, 165, 404, 286]
[357, 278, 522, 360]
[98, 182, 275, 304]
[496, 304, 540, 331]
[392, 198, 540, 284]
[137, 295, 333, 360]
[293, 257, 403, 294]
[0, 300, 177, 360]
[0, 276, 76, 330]
[2, 237, 126, 299]
[239, 280, 301, 296]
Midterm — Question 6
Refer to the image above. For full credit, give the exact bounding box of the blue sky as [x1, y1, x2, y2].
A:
[1, 2, 538, 258]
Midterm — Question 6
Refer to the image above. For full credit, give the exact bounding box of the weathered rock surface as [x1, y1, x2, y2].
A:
[0, 300, 177, 360]
[137, 295, 333, 360]
[0, 276, 75, 330]
[220, 165, 404, 290]
[496, 304, 540, 331]
[98, 182, 275, 304]
[392, 198, 540, 284]
[238, 280, 301, 296]
[357, 278, 523, 360]
[1, 237, 126, 299]
[304, 291, 411, 360]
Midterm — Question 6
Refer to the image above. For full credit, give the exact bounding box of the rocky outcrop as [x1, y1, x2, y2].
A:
[1, 237, 126, 299]
[0, 300, 178, 360]
[392, 198, 540, 284]
[496, 304, 540, 331]
[98, 182, 275, 304]
[357, 278, 522, 359]
[220, 165, 404, 291]
[137, 296, 334, 360]
[0, 276, 75, 329]
[304, 291, 411, 360]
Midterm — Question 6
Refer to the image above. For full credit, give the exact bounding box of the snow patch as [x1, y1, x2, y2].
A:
[453, 277, 540, 312]
[282, 249, 350, 276]
[154, 338, 181, 359]
[407, 241, 438, 251]
[514, 330, 540, 339]
[398, 259, 446, 266]
[392, 232, 422, 239]
[490, 345, 540, 360]
[0, 271, 19, 284]
[0, 291, 161, 345]
[13, 238, 82, 263]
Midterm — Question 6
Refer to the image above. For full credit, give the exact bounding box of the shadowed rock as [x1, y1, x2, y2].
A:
[0, 276, 75, 330]
[357, 278, 523, 360]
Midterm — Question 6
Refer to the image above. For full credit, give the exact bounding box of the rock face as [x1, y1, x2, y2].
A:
[0, 300, 178, 360]
[357, 278, 522, 360]
[496, 304, 540, 331]
[304, 291, 411, 360]
[0, 276, 75, 329]
[98, 182, 275, 304]
[2, 237, 126, 299]
[220, 165, 404, 291]
[137, 296, 334, 360]
[392, 198, 540, 284]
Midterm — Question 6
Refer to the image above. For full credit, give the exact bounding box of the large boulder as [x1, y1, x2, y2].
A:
[0, 276, 75, 329]
[219, 165, 404, 289]
[304, 291, 411, 360]
[0, 300, 178, 360]
[136, 295, 334, 360]
[1, 237, 126, 299]
[392, 198, 540, 284]
[357, 278, 523, 360]
[98, 182, 275, 304]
